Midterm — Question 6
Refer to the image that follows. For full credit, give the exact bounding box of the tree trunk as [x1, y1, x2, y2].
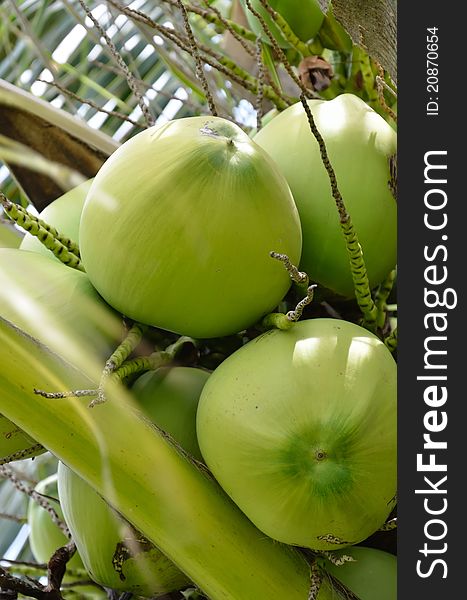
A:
[319, 0, 397, 82]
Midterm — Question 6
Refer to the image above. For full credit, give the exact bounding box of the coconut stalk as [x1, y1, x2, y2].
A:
[0, 316, 334, 599]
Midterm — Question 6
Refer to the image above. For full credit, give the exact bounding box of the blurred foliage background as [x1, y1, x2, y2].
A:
[0, 0, 396, 207]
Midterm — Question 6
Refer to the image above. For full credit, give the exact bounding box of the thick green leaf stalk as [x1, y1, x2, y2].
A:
[0, 316, 328, 600]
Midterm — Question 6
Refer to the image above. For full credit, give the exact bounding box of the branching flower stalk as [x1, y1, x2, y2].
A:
[255, 35, 266, 130]
[262, 252, 316, 330]
[242, 2, 379, 331]
[298, 98, 379, 330]
[165, 26, 293, 109]
[96, 322, 147, 405]
[37, 79, 145, 129]
[103, 322, 148, 374]
[261, 285, 317, 330]
[0, 443, 45, 466]
[0, 194, 84, 272]
[77, 0, 154, 127]
[161, 0, 258, 42]
[34, 351, 171, 405]
[0, 195, 80, 257]
[0, 512, 27, 523]
[287, 284, 318, 320]
[301, 548, 363, 600]
[202, 0, 256, 57]
[175, 0, 218, 116]
[152, 16, 291, 111]
[203, 48, 291, 108]
[107, 0, 291, 110]
[307, 560, 323, 600]
[254, 35, 376, 330]
[320, 551, 355, 566]
[34, 335, 196, 407]
[0, 465, 70, 538]
[257, 0, 312, 56]
[94, 60, 204, 112]
[270, 251, 309, 286]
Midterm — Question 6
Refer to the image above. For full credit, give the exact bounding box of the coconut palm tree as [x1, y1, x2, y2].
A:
[0, 2, 397, 598]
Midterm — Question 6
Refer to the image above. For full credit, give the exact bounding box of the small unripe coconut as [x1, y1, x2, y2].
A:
[131, 366, 210, 462]
[58, 462, 190, 597]
[27, 474, 83, 570]
[320, 546, 397, 600]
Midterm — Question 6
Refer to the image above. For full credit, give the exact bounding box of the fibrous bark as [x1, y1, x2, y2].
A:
[319, 0, 397, 82]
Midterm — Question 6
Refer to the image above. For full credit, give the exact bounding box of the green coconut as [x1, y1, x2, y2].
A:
[79, 116, 302, 338]
[197, 318, 397, 550]
[254, 94, 397, 298]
